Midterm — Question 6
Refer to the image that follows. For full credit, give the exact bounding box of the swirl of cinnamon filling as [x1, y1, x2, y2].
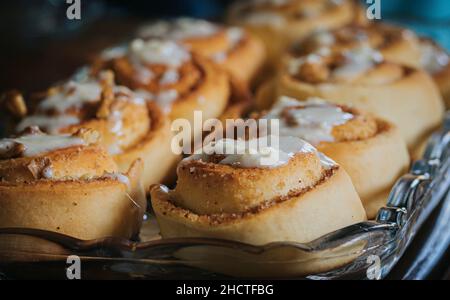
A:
[7, 71, 179, 189]
[260, 96, 410, 218]
[287, 45, 403, 84]
[0, 128, 146, 240]
[96, 39, 230, 124]
[136, 18, 266, 86]
[290, 23, 450, 107]
[257, 44, 445, 148]
[151, 135, 366, 245]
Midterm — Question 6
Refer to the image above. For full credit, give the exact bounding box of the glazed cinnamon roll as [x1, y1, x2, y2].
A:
[96, 39, 230, 131]
[227, 0, 364, 62]
[294, 23, 450, 108]
[151, 135, 366, 245]
[136, 18, 266, 88]
[5, 71, 178, 189]
[257, 45, 445, 149]
[260, 96, 410, 218]
[0, 128, 146, 240]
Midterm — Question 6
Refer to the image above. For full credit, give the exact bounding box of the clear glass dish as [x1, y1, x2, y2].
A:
[0, 113, 449, 280]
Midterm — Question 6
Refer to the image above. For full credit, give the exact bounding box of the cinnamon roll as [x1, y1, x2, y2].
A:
[6, 71, 178, 189]
[260, 96, 410, 218]
[151, 135, 366, 245]
[96, 39, 230, 133]
[0, 128, 146, 240]
[227, 0, 364, 62]
[294, 23, 450, 108]
[136, 18, 266, 88]
[257, 45, 445, 149]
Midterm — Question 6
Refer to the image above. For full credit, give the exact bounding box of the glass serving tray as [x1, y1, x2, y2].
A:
[0, 113, 449, 280]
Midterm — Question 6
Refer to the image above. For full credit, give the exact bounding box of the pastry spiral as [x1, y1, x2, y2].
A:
[293, 23, 450, 108]
[0, 128, 146, 240]
[151, 135, 366, 245]
[260, 96, 410, 218]
[227, 0, 364, 63]
[96, 39, 230, 131]
[5, 71, 178, 189]
[257, 45, 445, 149]
[136, 18, 266, 88]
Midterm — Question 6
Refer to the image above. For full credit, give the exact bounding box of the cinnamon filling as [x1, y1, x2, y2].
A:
[162, 166, 337, 225]
[262, 97, 379, 145]
[14, 71, 151, 155]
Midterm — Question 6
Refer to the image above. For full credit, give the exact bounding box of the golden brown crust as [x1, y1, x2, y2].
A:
[98, 50, 230, 137]
[113, 101, 180, 189]
[152, 165, 366, 245]
[0, 136, 147, 240]
[259, 57, 445, 149]
[255, 97, 410, 218]
[174, 151, 324, 215]
[151, 138, 366, 245]
[291, 24, 450, 108]
[9, 72, 179, 189]
[317, 118, 410, 218]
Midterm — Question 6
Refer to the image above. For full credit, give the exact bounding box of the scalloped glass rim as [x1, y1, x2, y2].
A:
[0, 113, 449, 279]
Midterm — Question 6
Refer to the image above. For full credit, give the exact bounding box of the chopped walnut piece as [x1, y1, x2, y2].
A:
[19, 126, 44, 136]
[73, 128, 100, 145]
[296, 61, 330, 83]
[1, 90, 28, 118]
[26, 158, 52, 179]
[0, 141, 26, 160]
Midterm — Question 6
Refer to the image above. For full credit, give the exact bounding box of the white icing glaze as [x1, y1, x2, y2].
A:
[160, 69, 180, 85]
[212, 52, 228, 63]
[420, 42, 449, 74]
[129, 39, 191, 68]
[101, 44, 128, 60]
[39, 81, 102, 113]
[138, 18, 220, 40]
[156, 90, 179, 113]
[227, 27, 244, 47]
[113, 86, 147, 105]
[131, 59, 155, 84]
[311, 31, 336, 46]
[17, 115, 80, 134]
[184, 135, 317, 168]
[0, 134, 85, 158]
[288, 54, 323, 75]
[42, 165, 54, 179]
[263, 96, 354, 145]
[102, 172, 130, 188]
[332, 45, 383, 81]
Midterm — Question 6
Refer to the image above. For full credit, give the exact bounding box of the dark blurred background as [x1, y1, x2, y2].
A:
[0, 0, 449, 92]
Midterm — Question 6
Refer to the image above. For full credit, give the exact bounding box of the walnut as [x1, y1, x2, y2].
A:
[73, 128, 100, 145]
[26, 158, 52, 180]
[19, 126, 44, 136]
[0, 141, 26, 160]
[1, 90, 27, 118]
[296, 61, 330, 84]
